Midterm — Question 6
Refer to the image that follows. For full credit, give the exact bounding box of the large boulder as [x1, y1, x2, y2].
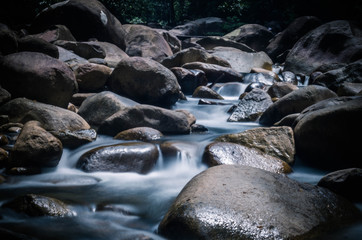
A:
[88, 41, 129, 68]
[318, 168, 362, 202]
[196, 36, 254, 52]
[109, 57, 181, 107]
[0, 52, 77, 108]
[209, 47, 273, 73]
[123, 24, 173, 62]
[192, 86, 223, 100]
[259, 85, 337, 126]
[224, 24, 274, 51]
[228, 88, 273, 122]
[98, 104, 194, 136]
[159, 165, 360, 240]
[267, 82, 299, 99]
[74, 63, 112, 91]
[17, 36, 59, 58]
[78, 91, 138, 129]
[31, 24, 76, 43]
[155, 29, 182, 54]
[76, 142, 159, 174]
[294, 96, 362, 169]
[114, 127, 163, 142]
[215, 126, 295, 164]
[171, 67, 207, 95]
[0, 98, 93, 146]
[55, 40, 106, 59]
[31, 0, 126, 50]
[266, 16, 322, 61]
[170, 17, 224, 36]
[284, 20, 362, 75]
[2, 194, 74, 217]
[203, 142, 291, 174]
[182, 62, 243, 83]
[313, 60, 362, 92]
[161, 47, 231, 69]
[10, 121, 63, 168]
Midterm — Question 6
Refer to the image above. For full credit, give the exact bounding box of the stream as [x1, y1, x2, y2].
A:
[0, 87, 361, 239]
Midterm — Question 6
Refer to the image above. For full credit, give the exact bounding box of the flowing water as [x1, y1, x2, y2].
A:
[0, 85, 361, 239]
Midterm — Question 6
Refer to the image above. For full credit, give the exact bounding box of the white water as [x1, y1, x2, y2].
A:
[0, 85, 360, 239]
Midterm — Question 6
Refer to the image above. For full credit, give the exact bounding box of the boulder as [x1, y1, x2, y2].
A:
[267, 82, 299, 99]
[0, 23, 17, 55]
[17, 36, 59, 58]
[31, 24, 76, 43]
[228, 88, 273, 122]
[170, 17, 224, 36]
[337, 82, 362, 96]
[171, 68, 207, 95]
[2, 194, 74, 217]
[114, 127, 163, 142]
[294, 96, 362, 169]
[192, 86, 223, 100]
[182, 62, 242, 83]
[55, 40, 106, 59]
[203, 142, 291, 174]
[57, 46, 88, 67]
[224, 24, 274, 51]
[70, 93, 96, 106]
[31, 0, 126, 50]
[0, 98, 92, 146]
[318, 168, 362, 202]
[216, 126, 295, 164]
[284, 20, 362, 75]
[156, 29, 182, 54]
[242, 73, 276, 87]
[0, 87, 11, 105]
[109, 57, 181, 107]
[76, 142, 159, 174]
[161, 47, 231, 69]
[78, 91, 138, 129]
[266, 16, 322, 61]
[259, 85, 337, 126]
[10, 121, 63, 168]
[211, 82, 247, 98]
[88, 41, 129, 68]
[209, 47, 273, 73]
[0, 52, 77, 108]
[98, 104, 194, 136]
[123, 24, 173, 62]
[159, 165, 360, 240]
[196, 36, 254, 52]
[313, 60, 362, 92]
[74, 63, 112, 91]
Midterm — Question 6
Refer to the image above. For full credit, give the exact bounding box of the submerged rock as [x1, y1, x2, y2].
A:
[11, 121, 63, 168]
[2, 194, 74, 217]
[77, 142, 159, 174]
[216, 126, 295, 165]
[0, 52, 77, 108]
[203, 142, 291, 174]
[259, 85, 337, 126]
[228, 88, 273, 122]
[159, 165, 360, 240]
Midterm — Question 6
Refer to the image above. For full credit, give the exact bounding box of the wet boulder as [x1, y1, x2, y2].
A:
[318, 168, 362, 202]
[31, 0, 126, 50]
[0, 52, 77, 108]
[98, 104, 194, 136]
[2, 194, 74, 217]
[75, 63, 112, 91]
[109, 57, 181, 107]
[203, 142, 291, 174]
[159, 165, 360, 240]
[0, 23, 17, 55]
[170, 17, 224, 36]
[123, 24, 173, 62]
[10, 121, 62, 168]
[216, 126, 295, 165]
[161, 47, 231, 69]
[267, 82, 299, 99]
[224, 24, 274, 51]
[294, 96, 362, 169]
[209, 46, 273, 73]
[259, 85, 337, 126]
[114, 127, 163, 142]
[17, 36, 59, 58]
[171, 67, 207, 95]
[228, 88, 273, 122]
[182, 62, 242, 83]
[266, 16, 321, 62]
[192, 86, 223, 100]
[0, 98, 92, 147]
[284, 20, 362, 75]
[78, 91, 138, 129]
[77, 142, 159, 174]
[196, 36, 254, 52]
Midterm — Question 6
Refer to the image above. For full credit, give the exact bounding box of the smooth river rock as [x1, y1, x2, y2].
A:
[159, 165, 360, 240]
